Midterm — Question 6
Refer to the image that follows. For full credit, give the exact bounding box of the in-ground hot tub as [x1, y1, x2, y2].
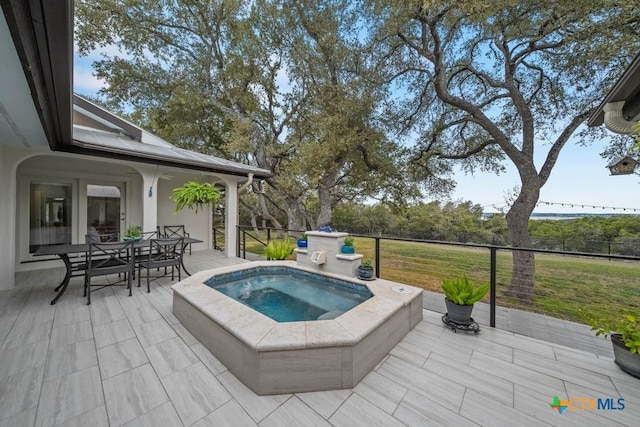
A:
[172, 261, 423, 395]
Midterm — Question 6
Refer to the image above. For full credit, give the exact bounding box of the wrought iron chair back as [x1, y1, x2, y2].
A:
[84, 240, 134, 304]
[137, 237, 184, 292]
[163, 225, 192, 254]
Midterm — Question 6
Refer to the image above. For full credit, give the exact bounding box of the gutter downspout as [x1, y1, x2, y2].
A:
[603, 101, 637, 135]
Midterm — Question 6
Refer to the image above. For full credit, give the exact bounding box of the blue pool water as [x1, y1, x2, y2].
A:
[205, 267, 373, 322]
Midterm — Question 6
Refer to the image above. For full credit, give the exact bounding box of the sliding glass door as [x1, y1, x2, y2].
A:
[86, 183, 125, 240]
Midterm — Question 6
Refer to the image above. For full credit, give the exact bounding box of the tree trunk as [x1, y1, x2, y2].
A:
[285, 198, 306, 236]
[316, 169, 340, 227]
[504, 178, 539, 303]
[317, 185, 333, 227]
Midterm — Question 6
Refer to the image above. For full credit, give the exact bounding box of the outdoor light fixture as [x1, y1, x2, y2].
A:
[606, 155, 639, 175]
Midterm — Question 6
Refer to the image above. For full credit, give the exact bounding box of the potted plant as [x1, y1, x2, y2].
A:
[341, 236, 355, 254]
[170, 180, 220, 213]
[441, 275, 489, 325]
[589, 313, 640, 378]
[123, 225, 142, 241]
[358, 259, 374, 280]
[297, 233, 308, 248]
[264, 239, 293, 260]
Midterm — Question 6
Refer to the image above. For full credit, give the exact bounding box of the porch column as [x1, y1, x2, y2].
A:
[222, 176, 238, 258]
[0, 148, 18, 290]
[138, 166, 158, 234]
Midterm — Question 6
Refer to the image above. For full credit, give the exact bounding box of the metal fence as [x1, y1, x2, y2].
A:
[233, 225, 640, 330]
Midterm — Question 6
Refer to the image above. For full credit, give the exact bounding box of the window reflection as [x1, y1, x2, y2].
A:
[29, 183, 72, 253]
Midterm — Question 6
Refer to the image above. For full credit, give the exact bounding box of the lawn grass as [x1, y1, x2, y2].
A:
[240, 232, 640, 326]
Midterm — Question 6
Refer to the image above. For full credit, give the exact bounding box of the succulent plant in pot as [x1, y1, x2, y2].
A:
[297, 233, 308, 248]
[341, 236, 355, 254]
[358, 259, 374, 280]
[123, 225, 142, 241]
[589, 313, 640, 379]
[441, 275, 488, 325]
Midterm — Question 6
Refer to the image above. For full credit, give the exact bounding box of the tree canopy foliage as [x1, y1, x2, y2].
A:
[75, 0, 420, 232]
[363, 0, 640, 300]
[76, 1, 640, 299]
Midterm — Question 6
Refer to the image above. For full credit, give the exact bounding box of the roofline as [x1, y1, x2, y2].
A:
[588, 51, 640, 127]
[73, 94, 144, 142]
[1, 0, 73, 148]
[64, 139, 273, 179]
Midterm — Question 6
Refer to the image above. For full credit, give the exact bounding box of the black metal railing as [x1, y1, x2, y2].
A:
[236, 225, 302, 259]
[236, 225, 640, 330]
[212, 227, 225, 251]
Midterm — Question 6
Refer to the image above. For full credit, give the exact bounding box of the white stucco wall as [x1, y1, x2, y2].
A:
[157, 174, 212, 252]
[0, 148, 18, 290]
[6, 150, 245, 286]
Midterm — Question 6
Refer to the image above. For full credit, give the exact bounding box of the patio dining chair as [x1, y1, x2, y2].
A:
[137, 237, 184, 293]
[163, 225, 191, 255]
[84, 240, 135, 305]
[131, 230, 160, 279]
[73, 232, 122, 283]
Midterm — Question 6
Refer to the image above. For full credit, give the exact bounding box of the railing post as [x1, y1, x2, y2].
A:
[267, 228, 271, 244]
[242, 231, 247, 259]
[213, 228, 217, 250]
[236, 227, 240, 258]
[490, 246, 497, 328]
[375, 237, 380, 278]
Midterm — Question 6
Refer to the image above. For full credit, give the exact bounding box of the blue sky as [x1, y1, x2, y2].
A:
[74, 54, 640, 215]
[450, 144, 640, 214]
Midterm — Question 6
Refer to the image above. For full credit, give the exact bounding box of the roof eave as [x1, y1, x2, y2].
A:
[64, 139, 273, 179]
[588, 51, 640, 127]
[1, 0, 73, 148]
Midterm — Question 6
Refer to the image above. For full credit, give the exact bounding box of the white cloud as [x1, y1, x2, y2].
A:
[73, 66, 106, 94]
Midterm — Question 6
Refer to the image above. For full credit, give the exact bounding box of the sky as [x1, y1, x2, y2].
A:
[74, 53, 640, 216]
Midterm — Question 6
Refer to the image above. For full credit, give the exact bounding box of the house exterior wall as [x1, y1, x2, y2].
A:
[7, 151, 242, 287]
[157, 174, 212, 252]
[0, 148, 20, 290]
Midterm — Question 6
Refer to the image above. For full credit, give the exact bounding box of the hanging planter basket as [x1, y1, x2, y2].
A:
[170, 180, 220, 214]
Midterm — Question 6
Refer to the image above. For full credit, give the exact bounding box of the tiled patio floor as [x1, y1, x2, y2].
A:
[1, 250, 638, 426]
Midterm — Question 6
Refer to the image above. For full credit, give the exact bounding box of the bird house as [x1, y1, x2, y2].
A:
[607, 156, 639, 175]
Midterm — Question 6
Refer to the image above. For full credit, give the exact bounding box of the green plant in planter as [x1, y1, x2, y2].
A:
[441, 275, 489, 306]
[170, 180, 220, 213]
[589, 313, 640, 354]
[264, 239, 293, 260]
[342, 236, 355, 254]
[441, 275, 488, 326]
[358, 259, 374, 279]
[589, 312, 640, 378]
[124, 225, 142, 239]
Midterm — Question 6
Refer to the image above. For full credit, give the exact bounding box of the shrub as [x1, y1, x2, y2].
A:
[265, 239, 293, 260]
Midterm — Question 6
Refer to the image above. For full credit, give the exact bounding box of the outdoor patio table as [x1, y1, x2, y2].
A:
[34, 237, 201, 305]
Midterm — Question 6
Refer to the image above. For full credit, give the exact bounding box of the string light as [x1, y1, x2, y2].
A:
[538, 201, 639, 212]
[482, 201, 640, 212]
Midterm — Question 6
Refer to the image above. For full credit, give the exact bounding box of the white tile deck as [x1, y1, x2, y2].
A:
[1, 249, 638, 426]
